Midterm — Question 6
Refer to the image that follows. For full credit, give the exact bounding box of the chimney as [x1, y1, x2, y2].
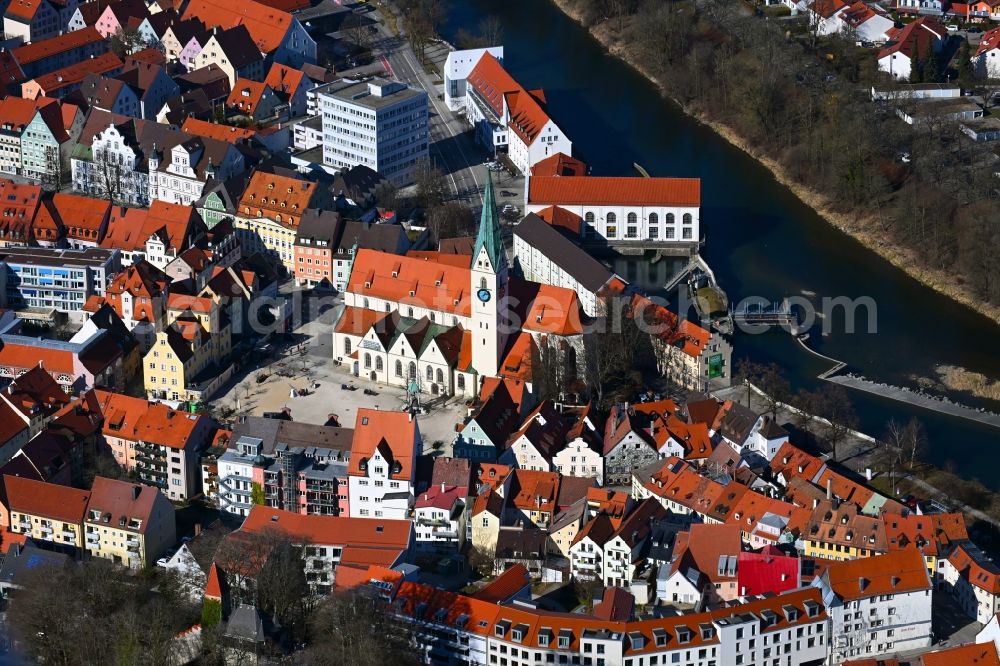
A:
[858, 577, 869, 592]
[440, 482, 445, 493]
[38, 359, 43, 369]
[826, 478, 832, 501]
[194, 522, 202, 536]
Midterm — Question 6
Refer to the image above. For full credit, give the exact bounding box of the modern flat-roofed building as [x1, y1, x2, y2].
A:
[0, 246, 119, 322]
[318, 78, 428, 186]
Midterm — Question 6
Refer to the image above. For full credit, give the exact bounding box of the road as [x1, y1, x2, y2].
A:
[369, 10, 485, 207]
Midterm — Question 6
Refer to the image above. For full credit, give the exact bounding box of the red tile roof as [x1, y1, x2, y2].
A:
[180, 117, 256, 143]
[348, 408, 418, 481]
[183, 0, 295, 54]
[978, 26, 1000, 58]
[86, 476, 164, 534]
[824, 548, 930, 601]
[13, 27, 104, 67]
[531, 153, 587, 178]
[878, 17, 947, 60]
[920, 643, 1000, 666]
[529, 175, 700, 207]
[467, 51, 519, 117]
[238, 170, 315, 229]
[5, 475, 90, 524]
[5, 0, 45, 22]
[226, 78, 270, 113]
[239, 505, 412, 554]
[470, 563, 530, 603]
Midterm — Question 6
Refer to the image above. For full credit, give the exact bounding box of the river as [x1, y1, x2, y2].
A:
[441, 0, 1000, 487]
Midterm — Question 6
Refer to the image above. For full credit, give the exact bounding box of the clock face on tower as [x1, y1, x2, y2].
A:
[477, 288, 492, 303]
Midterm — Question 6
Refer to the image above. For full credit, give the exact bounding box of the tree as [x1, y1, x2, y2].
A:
[110, 25, 147, 57]
[250, 481, 265, 505]
[374, 180, 400, 211]
[40, 144, 63, 192]
[92, 146, 126, 204]
[924, 43, 940, 83]
[426, 202, 475, 246]
[957, 39, 974, 84]
[413, 157, 447, 209]
[530, 337, 564, 402]
[7, 559, 196, 665]
[302, 592, 420, 666]
[909, 49, 921, 84]
[479, 15, 503, 46]
[202, 598, 223, 627]
[583, 295, 648, 409]
[878, 420, 906, 495]
[343, 11, 373, 54]
[814, 384, 858, 462]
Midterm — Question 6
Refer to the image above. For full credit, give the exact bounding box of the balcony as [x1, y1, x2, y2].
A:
[38, 525, 53, 536]
[86, 531, 99, 543]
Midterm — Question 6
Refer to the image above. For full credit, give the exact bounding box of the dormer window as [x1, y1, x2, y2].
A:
[557, 629, 572, 649]
[676, 626, 691, 644]
[699, 624, 713, 640]
[495, 620, 510, 637]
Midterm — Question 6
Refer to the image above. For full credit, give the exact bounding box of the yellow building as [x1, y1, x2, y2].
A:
[6, 476, 90, 551]
[233, 171, 318, 273]
[84, 477, 176, 568]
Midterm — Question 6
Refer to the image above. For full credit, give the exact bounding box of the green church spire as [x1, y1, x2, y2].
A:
[471, 169, 504, 272]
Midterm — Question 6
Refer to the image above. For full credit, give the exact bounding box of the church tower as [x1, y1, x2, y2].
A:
[470, 170, 508, 378]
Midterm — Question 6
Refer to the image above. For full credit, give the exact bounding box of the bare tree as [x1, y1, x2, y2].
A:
[40, 144, 63, 191]
[92, 147, 126, 204]
[479, 15, 503, 46]
[343, 11, 373, 54]
[426, 202, 475, 246]
[303, 592, 420, 666]
[413, 156, 448, 209]
[814, 384, 858, 462]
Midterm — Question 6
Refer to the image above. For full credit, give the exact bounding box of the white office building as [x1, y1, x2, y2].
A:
[443, 46, 504, 111]
[318, 78, 428, 186]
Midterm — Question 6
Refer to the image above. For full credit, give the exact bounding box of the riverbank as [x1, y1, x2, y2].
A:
[546, 0, 1000, 329]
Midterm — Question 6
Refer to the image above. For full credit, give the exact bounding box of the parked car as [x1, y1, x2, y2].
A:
[968, 26, 983, 33]
[947, 24, 959, 32]
[500, 190, 517, 197]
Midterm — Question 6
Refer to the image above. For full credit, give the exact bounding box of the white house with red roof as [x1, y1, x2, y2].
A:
[975, 27, 1000, 78]
[413, 483, 466, 552]
[347, 408, 421, 520]
[877, 17, 948, 80]
[464, 51, 572, 175]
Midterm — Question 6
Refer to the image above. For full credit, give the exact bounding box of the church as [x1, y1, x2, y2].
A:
[330, 173, 585, 399]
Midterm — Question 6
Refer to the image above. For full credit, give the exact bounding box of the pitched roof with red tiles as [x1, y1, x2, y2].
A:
[0, 178, 42, 241]
[348, 408, 419, 481]
[226, 78, 271, 113]
[808, 0, 847, 18]
[2, 365, 70, 419]
[238, 505, 412, 554]
[467, 51, 519, 118]
[204, 561, 224, 600]
[13, 27, 104, 67]
[0, 342, 74, 375]
[508, 469, 560, 513]
[43, 192, 109, 242]
[5, 475, 90, 524]
[264, 62, 305, 97]
[824, 548, 930, 601]
[506, 87, 552, 146]
[878, 17, 947, 60]
[471, 563, 530, 603]
[529, 175, 700, 207]
[180, 117, 256, 144]
[94, 390, 206, 449]
[5, 0, 45, 22]
[978, 26, 1000, 57]
[531, 153, 587, 178]
[534, 205, 583, 235]
[0, 95, 54, 133]
[182, 0, 296, 54]
[415, 483, 464, 511]
[238, 170, 315, 229]
[671, 523, 743, 584]
[27, 53, 124, 97]
[920, 643, 1000, 666]
[86, 476, 164, 534]
[947, 541, 1000, 595]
